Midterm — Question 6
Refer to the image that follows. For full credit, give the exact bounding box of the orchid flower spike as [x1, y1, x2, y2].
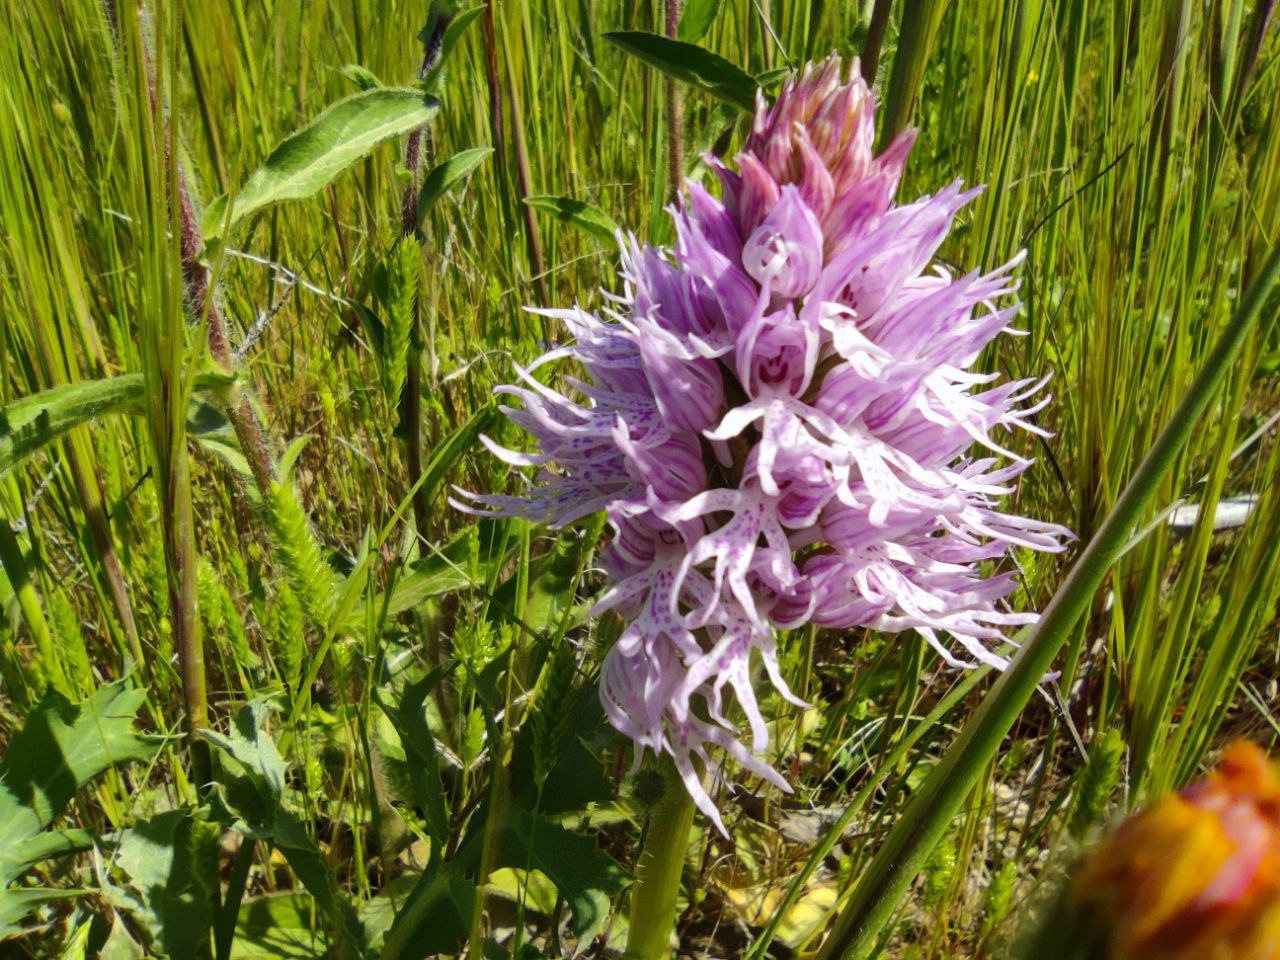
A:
[454, 55, 1071, 834]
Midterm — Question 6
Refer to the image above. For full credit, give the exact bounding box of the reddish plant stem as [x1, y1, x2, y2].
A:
[145, 30, 279, 497]
[138, 13, 212, 794]
[665, 0, 683, 202]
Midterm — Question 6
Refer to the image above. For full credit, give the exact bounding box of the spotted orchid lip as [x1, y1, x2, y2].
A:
[455, 54, 1071, 836]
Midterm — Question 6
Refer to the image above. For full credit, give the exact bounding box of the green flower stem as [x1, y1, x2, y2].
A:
[817, 240, 1280, 960]
[626, 757, 697, 960]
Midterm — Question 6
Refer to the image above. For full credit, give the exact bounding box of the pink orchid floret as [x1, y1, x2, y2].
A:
[453, 56, 1071, 833]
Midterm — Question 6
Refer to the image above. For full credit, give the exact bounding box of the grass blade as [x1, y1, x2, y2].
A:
[879, 0, 950, 146]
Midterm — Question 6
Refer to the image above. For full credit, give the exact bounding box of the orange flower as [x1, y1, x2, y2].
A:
[1076, 741, 1280, 959]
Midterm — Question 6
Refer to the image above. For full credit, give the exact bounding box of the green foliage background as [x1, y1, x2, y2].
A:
[0, 0, 1277, 956]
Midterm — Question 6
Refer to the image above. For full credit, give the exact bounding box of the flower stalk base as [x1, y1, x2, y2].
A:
[626, 757, 698, 960]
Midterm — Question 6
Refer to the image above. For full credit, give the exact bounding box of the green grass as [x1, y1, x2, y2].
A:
[0, 0, 1278, 957]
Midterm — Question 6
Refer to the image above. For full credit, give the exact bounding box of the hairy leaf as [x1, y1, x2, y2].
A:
[204, 89, 439, 240]
[0, 373, 233, 475]
[341, 64, 382, 91]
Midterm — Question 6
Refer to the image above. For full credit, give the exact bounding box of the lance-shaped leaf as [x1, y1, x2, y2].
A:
[523, 196, 619, 244]
[677, 0, 720, 43]
[422, 4, 486, 96]
[416, 146, 494, 227]
[604, 31, 757, 112]
[0, 372, 233, 476]
[203, 88, 439, 241]
[376, 665, 454, 854]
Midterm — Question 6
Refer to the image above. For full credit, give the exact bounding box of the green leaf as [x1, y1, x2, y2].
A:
[0, 373, 233, 475]
[422, 5, 486, 96]
[377, 665, 454, 852]
[509, 686, 613, 815]
[0, 682, 160, 938]
[677, 0, 720, 43]
[203, 703, 366, 956]
[0, 681, 160, 885]
[0, 889, 86, 939]
[419, 402, 498, 510]
[416, 146, 494, 228]
[341, 64, 383, 91]
[381, 791, 626, 959]
[491, 526, 588, 638]
[381, 518, 516, 619]
[197, 700, 287, 800]
[0, 375, 143, 475]
[277, 434, 314, 480]
[233, 893, 328, 959]
[496, 808, 628, 937]
[10, 827, 95, 867]
[379, 865, 475, 960]
[523, 196, 619, 244]
[271, 809, 366, 955]
[112, 812, 214, 960]
[203, 88, 439, 241]
[384, 554, 478, 612]
[603, 31, 757, 112]
[232, 896, 327, 960]
[99, 916, 148, 960]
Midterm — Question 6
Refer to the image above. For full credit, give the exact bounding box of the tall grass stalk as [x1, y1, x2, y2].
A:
[879, 0, 950, 146]
[126, 2, 211, 788]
